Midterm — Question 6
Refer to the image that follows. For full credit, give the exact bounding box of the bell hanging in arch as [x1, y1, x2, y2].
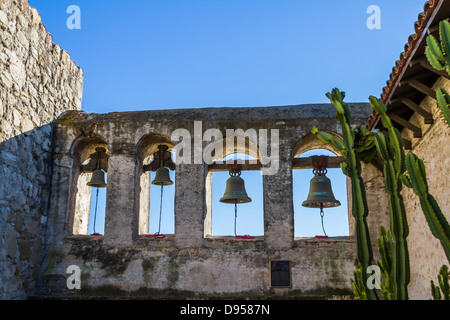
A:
[152, 167, 174, 186]
[220, 166, 252, 204]
[87, 169, 107, 188]
[302, 156, 341, 238]
[86, 147, 108, 236]
[220, 164, 252, 238]
[151, 145, 174, 186]
[87, 147, 107, 189]
[302, 156, 341, 209]
[302, 170, 341, 209]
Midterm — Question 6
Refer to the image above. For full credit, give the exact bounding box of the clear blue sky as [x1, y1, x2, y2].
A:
[30, 0, 426, 112]
[28, 0, 428, 237]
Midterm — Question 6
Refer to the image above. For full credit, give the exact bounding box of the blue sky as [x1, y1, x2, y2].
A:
[28, 0, 428, 237]
[30, 0, 426, 112]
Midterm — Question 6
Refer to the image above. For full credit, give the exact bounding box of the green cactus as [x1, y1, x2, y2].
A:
[312, 88, 378, 300]
[431, 280, 442, 300]
[314, 89, 450, 300]
[436, 88, 450, 126]
[369, 97, 410, 300]
[351, 263, 367, 300]
[431, 265, 450, 300]
[425, 20, 450, 72]
[377, 226, 394, 300]
[403, 153, 450, 262]
[425, 19, 450, 126]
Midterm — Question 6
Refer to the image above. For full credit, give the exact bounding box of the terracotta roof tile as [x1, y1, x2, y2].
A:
[367, 0, 441, 130]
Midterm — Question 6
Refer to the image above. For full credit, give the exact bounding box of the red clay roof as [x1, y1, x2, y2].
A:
[367, 0, 442, 130]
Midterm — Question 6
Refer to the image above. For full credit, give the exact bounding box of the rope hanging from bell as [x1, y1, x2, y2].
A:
[147, 145, 174, 239]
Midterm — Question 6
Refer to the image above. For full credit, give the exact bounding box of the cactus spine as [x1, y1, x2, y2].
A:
[312, 88, 378, 300]
[369, 97, 410, 300]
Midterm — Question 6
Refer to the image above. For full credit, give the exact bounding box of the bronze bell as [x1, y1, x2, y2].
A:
[302, 170, 341, 209]
[87, 169, 107, 188]
[152, 167, 174, 186]
[220, 173, 252, 204]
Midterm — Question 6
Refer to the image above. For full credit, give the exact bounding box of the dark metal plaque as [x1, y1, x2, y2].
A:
[270, 261, 291, 288]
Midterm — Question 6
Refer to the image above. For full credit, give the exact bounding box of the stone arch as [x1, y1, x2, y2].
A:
[134, 133, 176, 237]
[68, 135, 109, 236]
[203, 132, 262, 164]
[292, 131, 343, 159]
[204, 135, 264, 238]
[136, 133, 176, 166]
[291, 132, 350, 238]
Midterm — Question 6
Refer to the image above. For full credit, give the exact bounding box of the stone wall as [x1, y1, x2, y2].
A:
[36, 104, 387, 299]
[400, 76, 450, 300]
[0, 0, 83, 299]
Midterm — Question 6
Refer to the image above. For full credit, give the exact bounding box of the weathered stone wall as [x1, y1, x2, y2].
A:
[0, 0, 83, 299]
[400, 77, 450, 300]
[37, 105, 386, 299]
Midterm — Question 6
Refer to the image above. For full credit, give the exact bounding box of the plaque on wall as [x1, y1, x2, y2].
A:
[270, 260, 291, 288]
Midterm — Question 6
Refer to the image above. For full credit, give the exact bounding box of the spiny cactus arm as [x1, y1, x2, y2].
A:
[405, 153, 428, 196]
[425, 19, 450, 126]
[406, 153, 450, 262]
[400, 173, 412, 188]
[369, 96, 393, 130]
[311, 128, 346, 154]
[426, 35, 446, 71]
[377, 227, 394, 300]
[436, 88, 450, 126]
[378, 227, 392, 273]
[369, 97, 406, 176]
[431, 280, 442, 300]
[438, 265, 450, 300]
[439, 20, 450, 70]
[427, 32, 445, 61]
[326, 88, 351, 122]
[351, 265, 367, 300]
[430, 265, 450, 300]
[422, 195, 450, 261]
[390, 127, 406, 178]
[373, 130, 410, 300]
[324, 89, 377, 300]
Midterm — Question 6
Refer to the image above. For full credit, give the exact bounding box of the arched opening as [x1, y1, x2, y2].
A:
[204, 135, 264, 238]
[210, 153, 264, 237]
[148, 151, 176, 236]
[292, 133, 350, 238]
[135, 134, 176, 237]
[69, 137, 109, 236]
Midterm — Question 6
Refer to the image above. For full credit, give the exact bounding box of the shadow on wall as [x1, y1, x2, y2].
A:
[0, 123, 55, 299]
